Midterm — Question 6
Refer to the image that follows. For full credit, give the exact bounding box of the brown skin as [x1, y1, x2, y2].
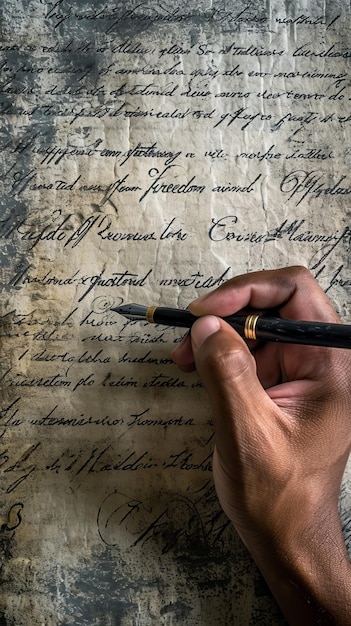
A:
[171, 266, 351, 625]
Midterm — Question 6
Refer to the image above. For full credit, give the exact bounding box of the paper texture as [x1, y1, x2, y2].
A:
[0, 1, 350, 623]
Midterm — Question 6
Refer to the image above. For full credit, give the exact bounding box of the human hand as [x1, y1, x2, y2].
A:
[171, 266, 351, 624]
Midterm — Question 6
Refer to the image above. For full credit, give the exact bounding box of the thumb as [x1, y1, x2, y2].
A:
[191, 316, 274, 464]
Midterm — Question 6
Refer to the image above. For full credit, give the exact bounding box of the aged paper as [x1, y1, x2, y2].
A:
[0, 1, 350, 624]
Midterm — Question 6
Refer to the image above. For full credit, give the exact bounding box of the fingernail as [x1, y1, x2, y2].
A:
[191, 316, 220, 349]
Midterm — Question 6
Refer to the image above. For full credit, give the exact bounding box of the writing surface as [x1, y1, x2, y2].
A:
[0, 0, 350, 623]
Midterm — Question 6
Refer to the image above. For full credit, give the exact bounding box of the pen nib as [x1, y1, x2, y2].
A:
[111, 303, 148, 321]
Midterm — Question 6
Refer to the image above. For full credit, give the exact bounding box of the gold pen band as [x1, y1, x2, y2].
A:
[146, 305, 157, 323]
[244, 314, 260, 340]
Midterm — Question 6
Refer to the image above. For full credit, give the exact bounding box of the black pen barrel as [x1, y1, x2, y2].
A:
[255, 317, 351, 348]
[151, 307, 351, 349]
[152, 307, 251, 334]
[152, 307, 198, 327]
[152, 307, 249, 331]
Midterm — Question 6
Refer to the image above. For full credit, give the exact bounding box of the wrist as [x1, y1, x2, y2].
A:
[244, 503, 351, 625]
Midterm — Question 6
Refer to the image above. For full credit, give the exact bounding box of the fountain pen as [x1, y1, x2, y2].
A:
[111, 303, 351, 349]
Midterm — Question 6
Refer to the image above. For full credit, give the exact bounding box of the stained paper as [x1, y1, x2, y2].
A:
[0, 1, 350, 624]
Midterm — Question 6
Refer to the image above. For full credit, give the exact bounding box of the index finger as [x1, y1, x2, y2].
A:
[189, 266, 341, 324]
